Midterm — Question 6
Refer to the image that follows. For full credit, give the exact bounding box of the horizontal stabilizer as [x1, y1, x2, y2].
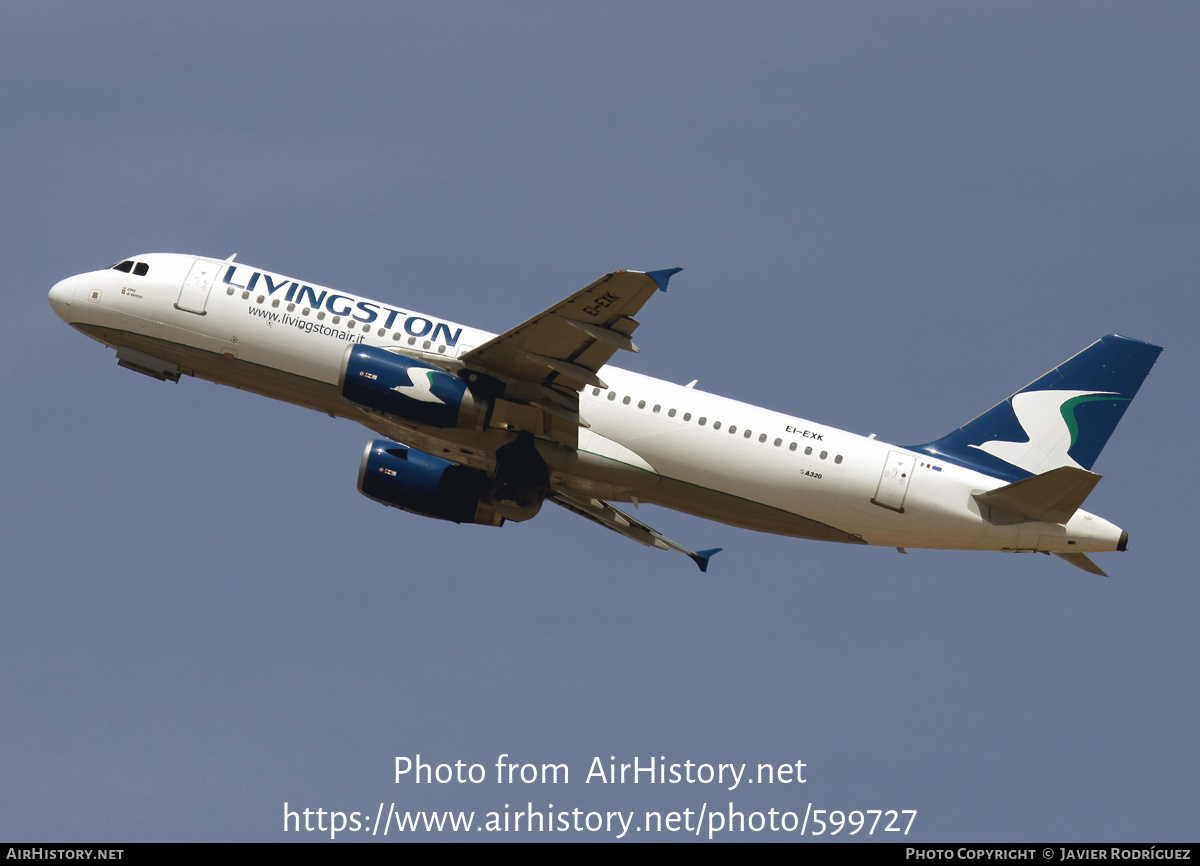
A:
[974, 466, 1101, 524]
[1052, 551, 1109, 577]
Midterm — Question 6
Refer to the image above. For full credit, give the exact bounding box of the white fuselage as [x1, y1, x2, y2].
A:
[48, 253, 1126, 556]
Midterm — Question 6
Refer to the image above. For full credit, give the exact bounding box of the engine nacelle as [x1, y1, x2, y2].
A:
[358, 440, 504, 526]
[340, 344, 491, 430]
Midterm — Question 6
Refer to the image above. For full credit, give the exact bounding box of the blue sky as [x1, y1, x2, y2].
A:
[2, 2, 1197, 841]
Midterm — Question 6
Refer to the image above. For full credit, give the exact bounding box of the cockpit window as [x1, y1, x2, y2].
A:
[133, 262, 149, 276]
[112, 261, 134, 273]
[110, 260, 150, 276]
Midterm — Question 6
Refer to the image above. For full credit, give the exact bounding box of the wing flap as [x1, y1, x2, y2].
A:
[514, 350, 608, 388]
[562, 317, 639, 353]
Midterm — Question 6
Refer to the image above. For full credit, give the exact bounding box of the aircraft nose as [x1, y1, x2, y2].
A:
[48, 276, 77, 321]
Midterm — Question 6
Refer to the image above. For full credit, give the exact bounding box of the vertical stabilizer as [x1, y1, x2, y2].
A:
[909, 335, 1162, 481]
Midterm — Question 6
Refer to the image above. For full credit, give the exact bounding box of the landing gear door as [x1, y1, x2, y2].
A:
[175, 258, 220, 315]
[872, 450, 914, 513]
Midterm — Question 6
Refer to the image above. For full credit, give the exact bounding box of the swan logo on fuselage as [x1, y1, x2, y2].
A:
[222, 264, 463, 346]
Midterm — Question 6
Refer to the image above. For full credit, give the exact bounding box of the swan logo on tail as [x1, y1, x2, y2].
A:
[971, 390, 1126, 475]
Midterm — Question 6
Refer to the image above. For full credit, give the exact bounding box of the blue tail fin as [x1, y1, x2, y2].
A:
[909, 335, 1162, 482]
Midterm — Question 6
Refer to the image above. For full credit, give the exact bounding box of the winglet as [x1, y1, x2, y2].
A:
[646, 267, 683, 292]
[690, 547, 723, 573]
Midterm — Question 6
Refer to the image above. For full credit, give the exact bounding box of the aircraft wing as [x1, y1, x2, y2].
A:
[460, 268, 681, 393]
[551, 492, 720, 573]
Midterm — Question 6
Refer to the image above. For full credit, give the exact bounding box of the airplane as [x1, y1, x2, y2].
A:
[48, 253, 1162, 576]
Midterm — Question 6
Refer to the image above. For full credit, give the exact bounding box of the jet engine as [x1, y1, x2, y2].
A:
[358, 438, 548, 526]
[340, 345, 491, 430]
[358, 440, 505, 526]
